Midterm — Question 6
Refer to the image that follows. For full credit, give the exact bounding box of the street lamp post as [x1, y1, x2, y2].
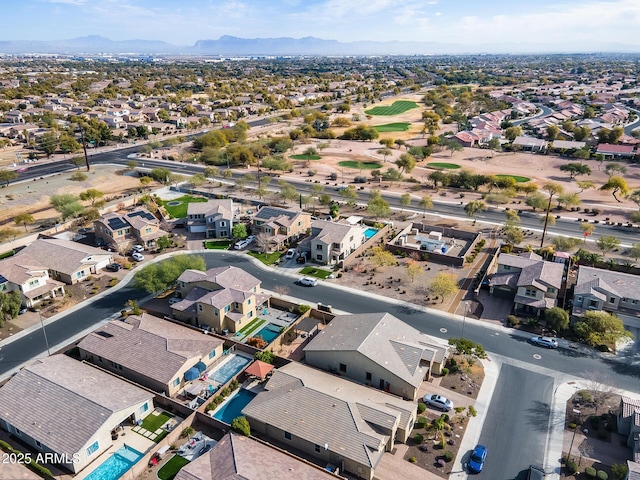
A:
[568, 407, 581, 460]
[462, 301, 469, 338]
[36, 309, 51, 356]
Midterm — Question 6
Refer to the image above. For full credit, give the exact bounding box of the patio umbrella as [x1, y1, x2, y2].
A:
[184, 367, 200, 382]
[245, 360, 274, 380]
[194, 361, 207, 373]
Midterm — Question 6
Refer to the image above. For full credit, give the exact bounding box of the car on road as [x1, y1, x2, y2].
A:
[527, 465, 546, 479]
[168, 297, 181, 305]
[529, 336, 558, 349]
[298, 277, 318, 287]
[105, 263, 121, 272]
[132, 244, 144, 252]
[285, 248, 296, 260]
[423, 394, 453, 412]
[131, 252, 144, 262]
[467, 444, 487, 473]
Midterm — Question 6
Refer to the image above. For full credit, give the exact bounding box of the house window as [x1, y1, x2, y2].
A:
[220, 231, 228, 237]
[248, 299, 251, 305]
[209, 349, 216, 359]
[86, 441, 99, 457]
[350, 236, 353, 242]
[315, 444, 321, 452]
[339, 363, 347, 373]
[29, 279, 39, 287]
[145, 227, 151, 233]
[248, 310, 253, 318]
[139, 402, 149, 414]
[172, 378, 180, 387]
[284, 431, 292, 440]
[225, 305, 231, 312]
[316, 254, 323, 261]
[503, 265, 511, 270]
[632, 300, 638, 305]
[609, 297, 615, 304]
[198, 304, 203, 311]
[525, 288, 536, 297]
[366, 372, 372, 381]
[214, 309, 219, 315]
[316, 245, 323, 250]
[220, 221, 226, 227]
[548, 288, 555, 293]
[576, 296, 582, 303]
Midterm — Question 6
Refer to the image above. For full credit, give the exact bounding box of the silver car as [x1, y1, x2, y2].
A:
[529, 336, 558, 349]
[423, 394, 453, 411]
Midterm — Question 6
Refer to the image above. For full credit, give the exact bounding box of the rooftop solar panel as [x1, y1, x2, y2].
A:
[107, 217, 129, 230]
[127, 210, 155, 221]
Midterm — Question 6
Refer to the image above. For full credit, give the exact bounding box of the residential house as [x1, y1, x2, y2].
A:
[171, 266, 270, 333]
[242, 362, 417, 480]
[617, 396, 640, 457]
[572, 266, 640, 330]
[94, 207, 167, 252]
[175, 432, 337, 480]
[300, 219, 367, 265]
[78, 313, 224, 396]
[488, 252, 564, 316]
[596, 143, 636, 158]
[0, 355, 154, 474]
[512, 136, 548, 152]
[19, 238, 113, 284]
[4, 110, 25, 124]
[252, 206, 311, 250]
[0, 253, 65, 307]
[186, 199, 235, 238]
[304, 312, 449, 401]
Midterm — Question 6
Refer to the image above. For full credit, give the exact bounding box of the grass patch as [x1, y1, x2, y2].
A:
[373, 122, 411, 132]
[157, 195, 208, 218]
[204, 240, 232, 250]
[365, 101, 418, 116]
[300, 267, 333, 279]
[141, 411, 172, 432]
[427, 162, 461, 170]
[237, 317, 265, 336]
[337, 161, 382, 169]
[248, 251, 282, 265]
[290, 154, 321, 160]
[0, 250, 15, 260]
[495, 174, 531, 183]
[158, 455, 190, 480]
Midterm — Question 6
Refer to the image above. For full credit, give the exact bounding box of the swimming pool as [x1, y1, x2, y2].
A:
[254, 324, 282, 344]
[212, 389, 257, 424]
[209, 354, 252, 386]
[84, 445, 143, 480]
[363, 227, 378, 239]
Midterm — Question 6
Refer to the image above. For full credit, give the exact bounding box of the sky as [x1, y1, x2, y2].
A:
[1, 0, 640, 49]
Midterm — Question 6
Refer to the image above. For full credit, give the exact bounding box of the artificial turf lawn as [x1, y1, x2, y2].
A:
[158, 455, 190, 480]
[158, 195, 208, 218]
[365, 101, 418, 116]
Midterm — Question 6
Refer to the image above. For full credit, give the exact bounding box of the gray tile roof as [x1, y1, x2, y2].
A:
[175, 432, 336, 480]
[311, 220, 363, 245]
[0, 355, 152, 457]
[187, 199, 233, 219]
[0, 253, 48, 284]
[575, 266, 640, 300]
[78, 313, 223, 385]
[177, 266, 261, 292]
[20, 238, 111, 276]
[303, 313, 449, 388]
[497, 253, 563, 290]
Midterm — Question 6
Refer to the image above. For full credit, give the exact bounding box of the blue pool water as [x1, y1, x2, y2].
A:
[363, 227, 378, 239]
[213, 389, 257, 424]
[254, 324, 282, 344]
[84, 446, 143, 480]
[209, 354, 252, 385]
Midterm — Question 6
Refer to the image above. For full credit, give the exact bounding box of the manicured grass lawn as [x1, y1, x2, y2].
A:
[158, 195, 208, 218]
[204, 240, 232, 249]
[337, 161, 382, 169]
[141, 412, 172, 432]
[238, 319, 267, 339]
[365, 100, 418, 116]
[373, 122, 411, 132]
[300, 267, 332, 279]
[290, 154, 321, 160]
[495, 174, 531, 183]
[248, 251, 282, 265]
[158, 455, 190, 480]
[427, 162, 462, 170]
[236, 317, 265, 336]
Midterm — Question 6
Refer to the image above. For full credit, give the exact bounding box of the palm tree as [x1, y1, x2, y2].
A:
[464, 200, 487, 225]
[540, 182, 564, 247]
[427, 414, 452, 448]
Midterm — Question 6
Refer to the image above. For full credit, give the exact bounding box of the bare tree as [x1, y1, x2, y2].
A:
[582, 370, 620, 415]
[273, 285, 290, 297]
[255, 233, 271, 253]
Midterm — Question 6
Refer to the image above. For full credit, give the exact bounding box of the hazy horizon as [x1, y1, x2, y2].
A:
[1, 0, 639, 53]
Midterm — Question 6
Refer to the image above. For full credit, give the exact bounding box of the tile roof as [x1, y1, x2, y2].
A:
[78, 313, 223, 385]
[0, 355, 152, 457]
[304, 313, 449, 388]
[20, 238, 111, 276]
[497, 253, 563, 290]
[177, 266, 261, 292]
[596, 143, 635, 154]
[0, 253, 49, 285]
[627, 460, 640, 480]
[175, 432, 336, 480]
[243, 363, 416, 470]
[575, 266, 640, 300]
[187, 199, 233, 218]
[311, 220, 364, 245]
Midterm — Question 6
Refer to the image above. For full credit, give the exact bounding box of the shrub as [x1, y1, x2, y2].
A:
[597, 471, 608, 480]
[467, 405, 477, 417]
[506, 315, 520, 327]
[416, 416, 428, 428]
[585, 466, 597, 478]
[70, 172, 88, 181]
[565, 456, 578, 475]
[180, 426, 195, 438]
[443, 450, 454, 462]
[413, 433, 424, 444]
[408, 456, 417, 463]
[231, 416, 251, 436]
[297, 304, 311, 314]
[441, 367, 449, 376]
[221, 387, 231, 397]
[569, 423, 577, 429]
[417, 403, 426, 414]
[611, 463, 629, 480]
[354, 176, 367, 183]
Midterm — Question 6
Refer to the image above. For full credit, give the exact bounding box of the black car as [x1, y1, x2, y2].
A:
[199, 444, 213, 455]
[105, 263, 121, 272]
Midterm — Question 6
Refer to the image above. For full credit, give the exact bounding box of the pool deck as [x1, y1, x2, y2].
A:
[175, 432, 216, 462]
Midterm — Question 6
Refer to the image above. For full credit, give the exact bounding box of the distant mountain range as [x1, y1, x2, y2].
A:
[0, 35, 637, 56]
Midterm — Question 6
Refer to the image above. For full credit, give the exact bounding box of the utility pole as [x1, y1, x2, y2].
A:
[79, 127, 91, 171]
[540, 195, 553, 248]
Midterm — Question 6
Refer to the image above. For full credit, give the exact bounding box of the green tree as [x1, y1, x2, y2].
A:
[504, 226, 524, 246]
[546, 124, 560, 141]
[545, 307, 570, 332]
[377, 147, 393, 163]
[556, 193, 581, 209]
[149, 168, 171, 184]
[577, 180, 595, 193]
[405, 261, 424, 283]
[444, 139, 463, 157]
[487, 138, 501, 157]
[628, 243, 640, 261]
[0, 291, 22, 320]
[604, 162, 627, 179]
[50, 193, 84, 220]
[133, 255, 206, 293]
[369, 246, 397, 269]
[0, 169, 18, 186]
[559, 163, 591, 180]
[552, 236, 581, 251]
[190, 173, 207, 188]
[574, 310, 633, 347]
[14, 213, 34, 232]
[419, 196, 433, 216]
[600, 175, 628, 202]
[156, 236, 172, 251]
[573, 126, 591, 142]
[505, 126, 522, 141]
[0, 227, 18, 243]
[426, 414, 451, 446]
[399, 193, 412, 213]
[37, 131, 59, 157]
[429, 272, 458, 303]
[232, 223, 248, 239]
[367, 190, 391, 218]
[596, 235, 621, 257]
[230, 416, 251, 436]
[464, 200, 487, 225]
[525, 193, 547, 211]
[395, 153, 416, 173]
[79, 189, 104, 207]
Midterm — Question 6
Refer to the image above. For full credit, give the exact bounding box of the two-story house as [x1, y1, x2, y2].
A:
[572, 266, 640, 331]
[488, 252, 564, 317]
[251, 206, 311, 251]
[94, 208, 167, 252]
[171, 266, 271, 334]
[0, 253, 65, 308]
[186, 199, 234, 238]
[300, 219, 368, 265]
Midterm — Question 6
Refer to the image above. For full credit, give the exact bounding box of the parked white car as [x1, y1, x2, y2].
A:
[132, 244, 144, 252]
[234, 239, 251, 250]
[298, 277, 318, 287]
[285, 248, 296, 260]
[423, 394, 453, 411]
[131, 252, 144, 262]
[529, 336, 558, 349]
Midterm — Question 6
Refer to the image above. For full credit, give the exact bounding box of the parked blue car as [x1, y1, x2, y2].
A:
[468, 444, 487, 473]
